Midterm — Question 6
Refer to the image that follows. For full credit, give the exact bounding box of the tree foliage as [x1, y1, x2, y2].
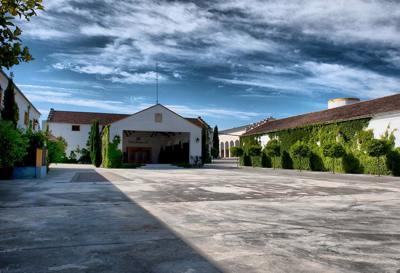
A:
[265, 139, 281, 169]
[102, 125, 122, 168]
[1, 0, 43, 69]
[323, 143, 345, 173]
[47, 137, 67, 164]
[212, 125, 219, 158]
[365, 138, 391, 176]
[1, 78, 19, 127]
[290, 141, 311, 171]
[248, 145, 262, 156]
[0, 120, 27, 168]
[201, 127, 211, 164]
[89, 120, 102, 167]
[230, 146, 243, 167]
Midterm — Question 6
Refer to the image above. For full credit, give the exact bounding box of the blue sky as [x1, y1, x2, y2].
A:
[6, 0, 400, 129]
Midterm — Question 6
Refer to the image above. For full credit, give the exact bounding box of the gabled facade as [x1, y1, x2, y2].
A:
[0, 70, 41, 130]
[46, 104, 204, 164]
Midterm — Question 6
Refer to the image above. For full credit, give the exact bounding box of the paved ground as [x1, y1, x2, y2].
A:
[1, 163, 400, 273]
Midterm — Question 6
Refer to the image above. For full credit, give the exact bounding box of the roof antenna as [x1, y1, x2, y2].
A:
[155, 61, 159, 104]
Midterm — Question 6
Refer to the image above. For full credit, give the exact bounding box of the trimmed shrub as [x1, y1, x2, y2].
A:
[251, 156, 262, 167]
[342, 153, 363, 174]
[231, 146, 244, 167]
[365, 139, 391, 176]
[248, 145, 262, 156]
[290, 141, 311, 171]
[281, 151, 293, 169]
[323, 143, 345, 173]
[386, 148, 400, 176]
[261, 153, 272, 168]
[241, 154, 252, 166]
[310, 152, 324, 171]
[264, 139, 281, 169]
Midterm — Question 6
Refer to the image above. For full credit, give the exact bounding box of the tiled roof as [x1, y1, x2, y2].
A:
[47, 108, 207, 128]
[244, 93, 400, 136]
[186, 117, 211, 129]
[47, 109, 129, 125]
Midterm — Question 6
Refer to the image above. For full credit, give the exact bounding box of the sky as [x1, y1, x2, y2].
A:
[6, 0, 400, 129]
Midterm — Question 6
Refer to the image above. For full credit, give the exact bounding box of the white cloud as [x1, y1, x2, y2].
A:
[211, 62, 400, 99]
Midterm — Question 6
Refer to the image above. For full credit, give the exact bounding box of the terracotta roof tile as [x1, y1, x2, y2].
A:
[47, 109, 129, 125]
[47, 109, 208, 128]
[244, 93, 400, 136]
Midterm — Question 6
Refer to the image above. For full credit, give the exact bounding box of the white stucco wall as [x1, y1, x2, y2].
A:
[110, 104, 202, 163]
[47, 122, 91, 155]
[368, 112, 400, 147]
[0, 72, 40, 131]
[219, 127, 247, 158]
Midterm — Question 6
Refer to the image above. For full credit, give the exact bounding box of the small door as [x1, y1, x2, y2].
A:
[127, 147, 152, 164]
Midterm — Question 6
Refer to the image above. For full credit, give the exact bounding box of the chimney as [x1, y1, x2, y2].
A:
[328, 98, 360, 109]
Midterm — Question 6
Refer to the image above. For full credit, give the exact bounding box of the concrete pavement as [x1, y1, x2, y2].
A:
[1, 164, 400, 272]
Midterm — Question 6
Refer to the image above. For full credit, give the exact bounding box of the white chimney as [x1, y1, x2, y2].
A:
[328, 98, 360, 109]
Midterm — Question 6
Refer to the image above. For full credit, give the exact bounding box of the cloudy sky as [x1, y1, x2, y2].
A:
[7, 0, 400, 129]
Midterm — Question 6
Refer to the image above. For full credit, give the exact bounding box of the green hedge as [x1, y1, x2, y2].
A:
[240, 119, 400, 176]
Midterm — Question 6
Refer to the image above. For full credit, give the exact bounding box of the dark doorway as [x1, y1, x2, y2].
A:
[127, 147, 152, 164]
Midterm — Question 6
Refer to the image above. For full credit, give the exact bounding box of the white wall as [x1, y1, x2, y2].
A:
[110, 104, 202, 164]
[219, 127, 247, 158]
[368, 112, 400, 147]
[0, 72, 40, 131]
[47, 122, 91, 155]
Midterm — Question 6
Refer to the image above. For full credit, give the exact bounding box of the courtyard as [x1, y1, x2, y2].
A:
[1, 163, 400, 273]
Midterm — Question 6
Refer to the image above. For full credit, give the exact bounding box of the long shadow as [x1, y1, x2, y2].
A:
[0, 167, 224, 273]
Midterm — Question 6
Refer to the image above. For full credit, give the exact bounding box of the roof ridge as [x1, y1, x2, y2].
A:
[244, 93, 400, 136]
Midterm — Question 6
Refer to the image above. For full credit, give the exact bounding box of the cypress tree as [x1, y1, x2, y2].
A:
[90, 120, 102, 167]
[1, 78, 19, 127]
[211, 125, 219, 158]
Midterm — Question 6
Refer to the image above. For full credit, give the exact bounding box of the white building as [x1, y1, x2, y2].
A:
[243, 94, 400, 148]
[219, 125, 247, 158]
[0, 70, 40, 130]
[46, 104, 208, 164]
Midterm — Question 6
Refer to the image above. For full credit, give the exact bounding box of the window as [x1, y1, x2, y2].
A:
[72, 125, 80, 131]
[155, 113, 162, 123]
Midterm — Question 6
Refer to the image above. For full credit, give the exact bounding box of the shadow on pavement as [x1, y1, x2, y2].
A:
[0, 168, 223, 273]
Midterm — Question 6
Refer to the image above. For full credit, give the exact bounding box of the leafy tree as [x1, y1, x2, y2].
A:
[47, 137, 67, 164]
[0, 120, 27, 178]
[1, 78, 19, 127]
[265, 139, 281, 169]
[366, 139, 391, 176]
[290, 141, 311, 171]
[212, 125, 219, 158]
[323, 143, 345, 174]
[20, 128, 46, 166]
[201, 127, 211, 164]
[248, 145, 262, 156]
[1, 0, 43, 69]
[90, 120, 102, 167]
[230, 146, 243, 167]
